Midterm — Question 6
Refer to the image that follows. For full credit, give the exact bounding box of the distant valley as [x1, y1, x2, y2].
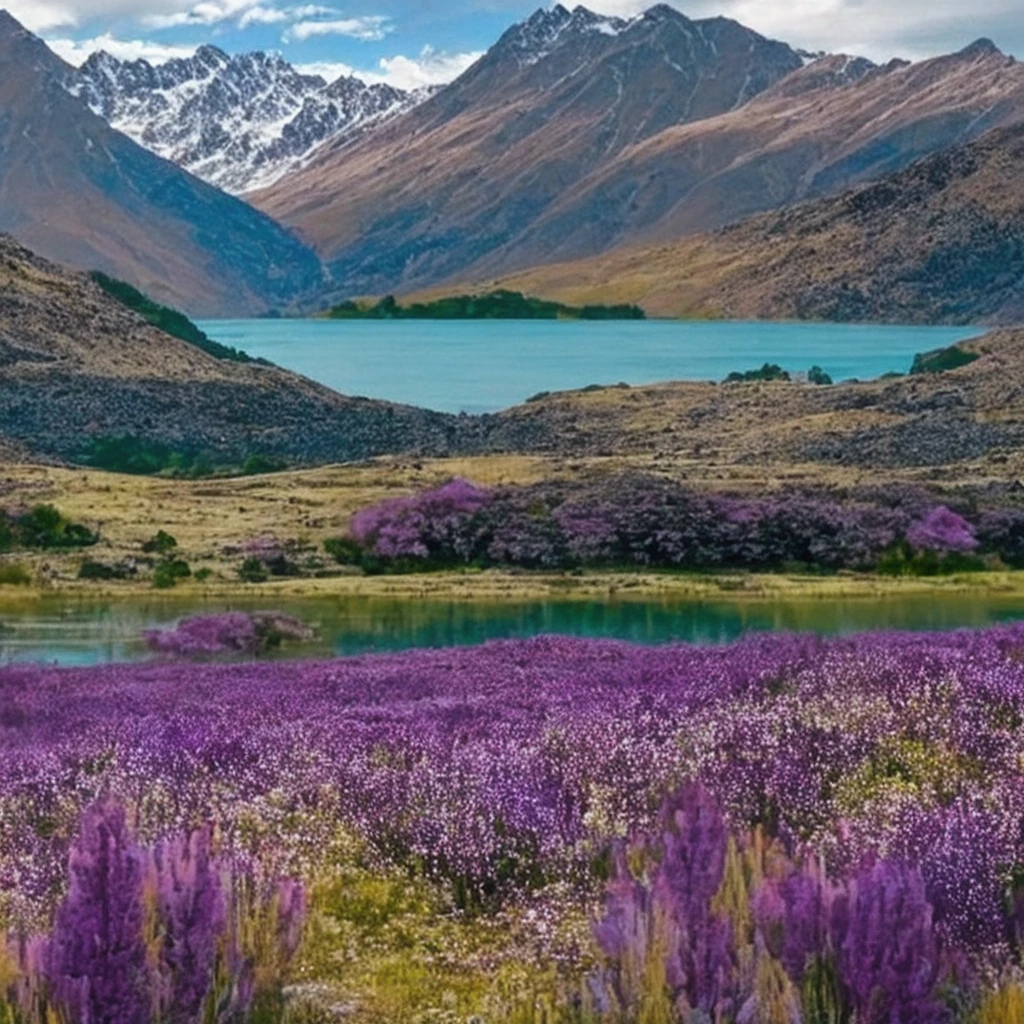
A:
[0, 3, 1022, 319]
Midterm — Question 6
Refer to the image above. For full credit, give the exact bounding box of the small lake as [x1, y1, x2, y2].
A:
[196, 320, 983, 414]
[3, 593, 1024, 668]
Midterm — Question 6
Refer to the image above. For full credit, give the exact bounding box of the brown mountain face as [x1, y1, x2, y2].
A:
[480, 123, 1024, 325]
[0, 11, 324, 317]
[251, 3, 805, 299]
[0, 235, 471, 466]
[253, 6, 1024, 305]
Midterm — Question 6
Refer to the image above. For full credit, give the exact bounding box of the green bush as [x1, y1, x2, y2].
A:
[808, 365, 834, 385]
[78, 559, 135, 581]
[0, 562, 32, 586]
[725, 363, 791, 383]
[239, 557, 269, 584]
[153, 558, 192, 589]
[141, 530, 178, 555]
[242, 455, 286, 476]
[876, 542, 987, 577]
[324, 537, 364, 566]
[1, 505, 98, 550]
[910, 344, 980, 375]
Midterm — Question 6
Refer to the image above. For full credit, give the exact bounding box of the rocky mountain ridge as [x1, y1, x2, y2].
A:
[70, 45, 425, 194]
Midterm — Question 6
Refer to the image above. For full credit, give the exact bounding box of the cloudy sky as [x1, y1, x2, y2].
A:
[12, 0, 1023, 90]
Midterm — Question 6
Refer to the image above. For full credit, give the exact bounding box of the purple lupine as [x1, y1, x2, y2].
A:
[653, 785, 735, 1018]
[274, 878, 306, 961]
[906, 506, 979, 555]
[45, 800, 150, 1024]
[836, 857, 951, 1024]
[150, 826, 226, 1024]
[755, 856, 836, 986]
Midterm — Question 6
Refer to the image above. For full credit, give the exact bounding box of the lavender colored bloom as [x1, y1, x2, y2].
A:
[836, 857, 951, 1024]
[906, 506, 979, 555]
[150, 825, 226, 1023]
[45, 800, 150, 1024]
[144, 611, 313, 658]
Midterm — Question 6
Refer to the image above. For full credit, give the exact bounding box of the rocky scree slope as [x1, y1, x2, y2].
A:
[0, 236, 474, 466]
[0, 11, 324, 318]
[485, 122, 1024, 324]
[71, 46, 423, 194]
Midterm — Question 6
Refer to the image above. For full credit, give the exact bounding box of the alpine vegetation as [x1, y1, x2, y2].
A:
[4, 626, 1024, 1017]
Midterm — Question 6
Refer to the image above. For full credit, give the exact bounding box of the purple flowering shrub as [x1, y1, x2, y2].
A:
[593, 787, 952, 1023]
[144, 612, 314, 658]
[3, 801, 304, 1024]
[340, 475, 1017, 574]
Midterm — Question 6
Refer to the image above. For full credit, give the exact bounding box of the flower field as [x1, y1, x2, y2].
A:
[4, 626, 1024, 1020]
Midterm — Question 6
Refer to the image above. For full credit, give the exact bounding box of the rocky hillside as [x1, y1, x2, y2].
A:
[484, 123, 1024, 324]
[0, 11, 324, 317]
[0, 236, 472, 466]
[254, 5, 1024, 304]
[482, 330, 1024, 486]
[72, 47, 421, 194]
[252, 3, 806, 300]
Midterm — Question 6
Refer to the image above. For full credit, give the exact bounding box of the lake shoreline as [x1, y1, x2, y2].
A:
[5, 567, 1024, 607]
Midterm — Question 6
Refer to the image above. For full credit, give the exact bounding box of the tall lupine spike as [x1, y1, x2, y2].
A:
[45, 799, 150, 1024]
[274, 878, 306, 963]
[835, 857, 951, 1024]
[150, 825, 226, 1024]
[651, 785, 736, 1020]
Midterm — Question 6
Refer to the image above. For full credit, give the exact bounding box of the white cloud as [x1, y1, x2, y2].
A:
[585, 0, 1021, 61]
[284, 14, 391, 42]
[375, 46, 482, 89]
[296, 46, 481, 89]
[45, 32, 200, 63]
[294, 59, 358, 80]
[237, 5, 289, 27]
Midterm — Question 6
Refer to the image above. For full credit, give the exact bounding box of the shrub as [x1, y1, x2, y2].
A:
[808, 365, 834, 385]
[911, 343, 980, 375]
[0, 561, 31, 586]
[242, 454, 286, 476]
[323, 536, 363, 566]
[152, 558, 191, 589]
[141, 530, 178, 555]
[2, 505, 98, 550]
[239, 557, 269, 584]
[78, 559, 135, 581]
[725, 363, 791, 383]
[144, 612, 314, 657]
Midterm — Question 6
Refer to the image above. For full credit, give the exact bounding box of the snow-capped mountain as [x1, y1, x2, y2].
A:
[69, 45, 424, 194]
[499, 4, 628, 66]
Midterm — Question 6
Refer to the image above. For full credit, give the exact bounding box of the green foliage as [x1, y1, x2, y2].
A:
[82, 436, 212, 477]
[242, 454, 286, 476]
[876, 541, 987, 577]
[807, 365, 834, 385]
[78, 559, 135, 581]
[326, 289, 646, 321]
[910, 344, 980, 375]
[0, 562, 32, 586]
[152, 558, 191, 589]
[0, 505, 97, 551]
[239, 557, 269, 584]
[324, 536, 364, 566]
[90, 272, 264, 364]
[725, 363, 792, 383]
[194, 567, 214, 583]
[141, 530, 178, 555]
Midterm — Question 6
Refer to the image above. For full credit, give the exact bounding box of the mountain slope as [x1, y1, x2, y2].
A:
[254, 7, 1024, 303]
[72, 47, 420, 194]
[0, 11, 323, 317]
[0, 235, 469, 466]
[480, 122, 1024, 325]
[251, 3, 806, 299]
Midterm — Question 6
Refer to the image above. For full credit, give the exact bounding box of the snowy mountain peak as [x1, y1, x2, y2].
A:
[501, 4, 629, 65]
[69, 47, 422, 194]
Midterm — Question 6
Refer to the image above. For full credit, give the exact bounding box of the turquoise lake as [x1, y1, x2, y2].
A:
[197, 320, 983, 414]
[4, 593, 1024, 667]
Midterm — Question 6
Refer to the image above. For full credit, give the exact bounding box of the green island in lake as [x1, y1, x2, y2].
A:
[324, 289, 646, 321]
